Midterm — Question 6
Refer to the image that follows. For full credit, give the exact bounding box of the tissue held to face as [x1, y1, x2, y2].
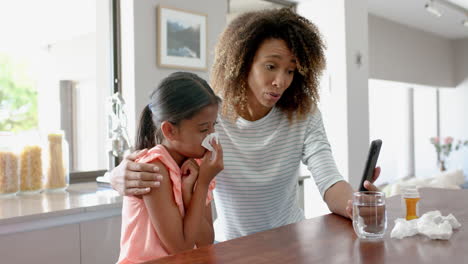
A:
[164, 104, 218, 159]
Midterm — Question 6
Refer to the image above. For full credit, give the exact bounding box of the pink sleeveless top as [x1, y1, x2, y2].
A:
[117, 145, 215, 264]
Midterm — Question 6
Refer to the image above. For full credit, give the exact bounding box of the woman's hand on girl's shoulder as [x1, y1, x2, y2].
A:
[199, 139, 224, 185]
[110, 149, 164, 196]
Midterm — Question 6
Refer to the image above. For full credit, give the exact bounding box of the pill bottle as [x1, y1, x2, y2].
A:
[402, 186, 420, 220]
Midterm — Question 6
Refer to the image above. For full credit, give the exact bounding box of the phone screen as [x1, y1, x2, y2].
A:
[359, 139, 382, 191]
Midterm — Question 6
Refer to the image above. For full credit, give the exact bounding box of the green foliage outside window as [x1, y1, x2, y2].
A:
[0, 53, 38, 132]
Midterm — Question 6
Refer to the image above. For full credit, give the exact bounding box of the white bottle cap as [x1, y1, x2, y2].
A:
[403, 185, 420, 198]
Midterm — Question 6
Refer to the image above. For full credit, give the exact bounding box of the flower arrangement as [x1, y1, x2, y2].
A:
[430, 136, 468, 171]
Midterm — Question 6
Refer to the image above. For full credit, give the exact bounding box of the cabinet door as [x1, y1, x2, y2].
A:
[80, 215, 122, 264]
[0, 224, 80, 264]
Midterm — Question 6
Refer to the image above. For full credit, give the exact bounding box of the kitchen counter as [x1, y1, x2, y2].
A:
[0, 182, 122, 235]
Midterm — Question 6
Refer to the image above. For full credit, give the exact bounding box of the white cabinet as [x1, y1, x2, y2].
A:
[0, 224, 81, 264]
[80, 216, 122, 264]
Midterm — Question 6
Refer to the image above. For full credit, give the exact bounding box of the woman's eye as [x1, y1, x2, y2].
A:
[265, 64, 275, 70]
[288, 70, 295, 75]
[200, 129, 208, 133]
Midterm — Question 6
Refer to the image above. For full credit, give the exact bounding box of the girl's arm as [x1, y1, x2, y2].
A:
[194, 195, 215, 247]
[143, 161, 210, 254]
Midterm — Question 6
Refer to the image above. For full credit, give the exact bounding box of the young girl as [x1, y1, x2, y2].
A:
[117, 72, 223, 264]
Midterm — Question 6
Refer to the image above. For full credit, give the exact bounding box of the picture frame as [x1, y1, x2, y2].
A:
[157, 6, 207, 71]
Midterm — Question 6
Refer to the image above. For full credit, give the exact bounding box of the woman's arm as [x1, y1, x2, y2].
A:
[143, 161, 211, 254]
[301, 110, 381, 219]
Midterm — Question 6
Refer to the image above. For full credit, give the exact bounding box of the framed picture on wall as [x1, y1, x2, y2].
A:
[157, 6, 207, 71]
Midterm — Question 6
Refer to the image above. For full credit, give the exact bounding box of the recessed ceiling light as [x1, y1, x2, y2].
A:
[425, 2, 442, 17]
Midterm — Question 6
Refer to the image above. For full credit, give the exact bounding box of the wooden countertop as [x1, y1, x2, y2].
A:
[144, 188, 468, 264]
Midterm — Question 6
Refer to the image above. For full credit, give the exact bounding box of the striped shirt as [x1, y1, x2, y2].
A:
[213, 107, 344, 241]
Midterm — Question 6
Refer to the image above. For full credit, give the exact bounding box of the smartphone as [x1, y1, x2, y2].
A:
[358, 139, 382, 191]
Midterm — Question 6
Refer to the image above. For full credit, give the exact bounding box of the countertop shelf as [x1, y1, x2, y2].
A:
[0, 183, 122, 232]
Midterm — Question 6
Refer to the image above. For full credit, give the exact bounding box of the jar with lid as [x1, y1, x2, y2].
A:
[0, 132, 20, 196]
[44, 131, 69, 191]
[18, 131, 44, 194]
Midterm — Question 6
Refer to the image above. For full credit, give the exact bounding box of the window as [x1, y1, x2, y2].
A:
[0, 0, 115, 176]
[369, 79, 440, 184]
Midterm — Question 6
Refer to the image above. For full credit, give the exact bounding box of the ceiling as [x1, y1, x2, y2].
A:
[367, 0, 468, 39]
[230, 0, 468, 40]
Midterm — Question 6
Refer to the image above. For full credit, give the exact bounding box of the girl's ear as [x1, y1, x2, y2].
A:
[161, 121, 178, 141]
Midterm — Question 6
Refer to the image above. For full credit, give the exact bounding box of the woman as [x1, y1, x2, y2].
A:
[110, 8, 380, 241]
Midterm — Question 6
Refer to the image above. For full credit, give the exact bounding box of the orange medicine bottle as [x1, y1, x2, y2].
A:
[403, 186, 420, 220]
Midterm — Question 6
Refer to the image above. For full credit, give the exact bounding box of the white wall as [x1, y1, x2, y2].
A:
[298, 0, 370, 188]
[368, 80, 411, 184]
[369, 15, 468, 178]
[368, 15, 455, 88]
[440, 38, 468, 174]
[121, 0, 227, 144]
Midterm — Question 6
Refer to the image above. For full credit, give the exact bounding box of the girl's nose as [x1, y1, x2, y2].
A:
[208, 126, 216, 134]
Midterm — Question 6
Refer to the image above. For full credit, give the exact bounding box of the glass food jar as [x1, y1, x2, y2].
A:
[0, 132, 20, 196]
[44, 131, 69, 191]
[18, 132, 44, 194]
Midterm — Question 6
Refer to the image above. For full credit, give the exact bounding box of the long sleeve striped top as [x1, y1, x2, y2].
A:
[213, 107, 344, 241]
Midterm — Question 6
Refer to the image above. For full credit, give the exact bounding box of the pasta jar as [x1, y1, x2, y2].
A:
[0, 132, 20, 196]
[18, 132, 44, 194]
[44, 131, 69, 191]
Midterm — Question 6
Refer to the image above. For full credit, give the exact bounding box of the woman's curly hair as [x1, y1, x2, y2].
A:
[211, 8, 326, 121]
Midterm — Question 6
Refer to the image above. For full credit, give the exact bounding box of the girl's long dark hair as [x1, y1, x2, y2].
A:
[135, 72, 221, 150]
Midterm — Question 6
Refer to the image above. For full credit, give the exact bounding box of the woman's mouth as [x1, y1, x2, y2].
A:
[266, 92, 281, 100]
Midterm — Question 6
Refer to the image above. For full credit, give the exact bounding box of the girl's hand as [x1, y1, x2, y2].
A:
[181, 158, 199, 192]
[198, 138, 224, 185]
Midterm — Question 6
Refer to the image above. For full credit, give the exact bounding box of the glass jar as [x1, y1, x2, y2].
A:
[44, 131, 69, 191]
[0, 132, 20, 196]
[18, 131, 44, 194]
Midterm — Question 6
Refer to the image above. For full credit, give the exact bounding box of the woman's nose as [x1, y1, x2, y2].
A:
[272, 73, 288, 90]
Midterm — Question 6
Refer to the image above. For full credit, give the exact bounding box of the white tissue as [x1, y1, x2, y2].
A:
[391, 218, 419, 239]
[390, 210, 461, 240]
[201, 132, 219, 160]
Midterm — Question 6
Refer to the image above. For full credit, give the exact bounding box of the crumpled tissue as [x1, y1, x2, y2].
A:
[201, 132, 219, 160]
[391, 210, 461, 240]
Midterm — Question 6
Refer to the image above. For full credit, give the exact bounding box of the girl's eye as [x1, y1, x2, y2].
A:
[288, 70, 295, 75]
[200, 129, 208, 133]
[265, 64, 275, 70]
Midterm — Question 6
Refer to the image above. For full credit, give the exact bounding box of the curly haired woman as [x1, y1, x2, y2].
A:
[110, 8, 381, 241]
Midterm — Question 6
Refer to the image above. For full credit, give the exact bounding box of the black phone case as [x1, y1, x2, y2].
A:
[359, 139, 382, 191]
